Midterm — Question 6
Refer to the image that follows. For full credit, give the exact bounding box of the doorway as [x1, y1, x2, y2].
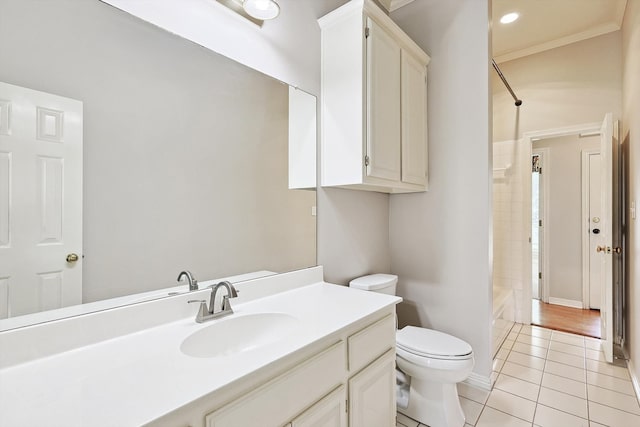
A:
[526, 129, 603, 337]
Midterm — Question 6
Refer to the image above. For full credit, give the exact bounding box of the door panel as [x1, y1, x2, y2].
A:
[0, 81, 83, 318]
[588, 153, 602, 309]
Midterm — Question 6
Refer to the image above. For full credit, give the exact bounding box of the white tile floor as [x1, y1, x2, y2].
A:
[396, 323, 640, 427]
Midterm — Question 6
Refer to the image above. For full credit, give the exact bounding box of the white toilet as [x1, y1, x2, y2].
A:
[349, 274, 474, 427]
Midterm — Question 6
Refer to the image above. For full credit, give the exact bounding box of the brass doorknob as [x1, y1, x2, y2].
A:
[612, 247, 622, 254]
[66, 253, 79, 263]
[596, 246, 607, 253]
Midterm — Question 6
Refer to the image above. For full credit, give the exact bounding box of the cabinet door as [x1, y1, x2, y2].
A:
[348, 349, 396, 427]
[365, 18, 401, 183]
[206, 342, 345, 427]
[291, 386, 347, 427]
[401, 50, 428, 187]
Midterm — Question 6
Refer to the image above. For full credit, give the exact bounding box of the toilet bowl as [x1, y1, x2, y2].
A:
[349, 274, 474, 427]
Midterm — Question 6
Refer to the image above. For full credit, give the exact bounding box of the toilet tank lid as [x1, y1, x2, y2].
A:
[349, 273, 398, 290]
[396, 326, 473, 358]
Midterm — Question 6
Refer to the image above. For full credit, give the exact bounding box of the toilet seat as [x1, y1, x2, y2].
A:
[396, 326, 473, 360]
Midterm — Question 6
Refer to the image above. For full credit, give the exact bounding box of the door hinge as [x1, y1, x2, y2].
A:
[539, 219, 543, 227]
[345, 399, 348, 413]
[539, 167, 542, 174]
[365, 27, 370, 38]
[365, 155, 370, 166]
[539, 272, 542, 279]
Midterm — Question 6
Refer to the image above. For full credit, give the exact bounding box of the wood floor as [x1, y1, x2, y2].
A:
[531, 299, 601, 338]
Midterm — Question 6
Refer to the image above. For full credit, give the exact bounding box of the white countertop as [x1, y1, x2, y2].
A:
[0, 282, 400, 427]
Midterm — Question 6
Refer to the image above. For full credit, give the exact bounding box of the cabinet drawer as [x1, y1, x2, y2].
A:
[348, 314, 395, 373]
[205, 341, 346, 427]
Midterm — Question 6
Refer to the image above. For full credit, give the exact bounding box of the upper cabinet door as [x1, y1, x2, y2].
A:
[401, 50, 428, 187]
[365, 18, 401, 183]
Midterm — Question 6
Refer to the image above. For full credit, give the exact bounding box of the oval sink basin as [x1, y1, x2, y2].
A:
[180, 312, 300, 358]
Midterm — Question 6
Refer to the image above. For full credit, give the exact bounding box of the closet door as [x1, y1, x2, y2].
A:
[365, 18, 401, 183]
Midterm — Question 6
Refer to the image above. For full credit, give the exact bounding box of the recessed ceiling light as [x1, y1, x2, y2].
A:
[243, 0, 280, 20]
[500, 12, 519, 24]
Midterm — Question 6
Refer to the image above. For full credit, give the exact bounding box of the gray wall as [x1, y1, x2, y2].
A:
[317, 189, 390, 285]
[389, 0, 494, 379]
[0, 0, 316, 302]
[493, 31, 622, 142]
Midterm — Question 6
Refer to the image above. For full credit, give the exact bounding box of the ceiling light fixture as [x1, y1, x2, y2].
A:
[500, 12, 519, 24]
[243, 0, 280, 20]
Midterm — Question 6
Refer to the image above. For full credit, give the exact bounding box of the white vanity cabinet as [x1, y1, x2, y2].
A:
[319, 0, 430, 194]
[202, 312, 396, 427]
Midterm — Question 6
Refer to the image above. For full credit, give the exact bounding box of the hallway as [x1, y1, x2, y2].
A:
[531, 299, 601, 338]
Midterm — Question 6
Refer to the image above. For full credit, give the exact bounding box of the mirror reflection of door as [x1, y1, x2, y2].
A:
[0, 81, 83, 318]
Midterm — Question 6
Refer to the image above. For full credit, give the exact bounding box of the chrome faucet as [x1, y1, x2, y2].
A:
[177, 270, 198, 291]
[188, 281, 239, 323]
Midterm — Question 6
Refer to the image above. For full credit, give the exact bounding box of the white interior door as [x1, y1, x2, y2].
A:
[0, 81, 83, 318]
[598, 113, 613, 363]
[587, 152, 602, 309]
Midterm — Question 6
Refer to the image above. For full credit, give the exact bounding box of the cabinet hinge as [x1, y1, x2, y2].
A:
[364, 155, 370, 166]
[365, 27, 370, 38]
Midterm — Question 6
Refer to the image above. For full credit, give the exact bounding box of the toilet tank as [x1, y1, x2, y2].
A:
[349, 274, 398, 295]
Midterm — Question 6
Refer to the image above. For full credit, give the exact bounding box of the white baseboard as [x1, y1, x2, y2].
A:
[464, 372, 493, 391]
[548, 297, 583, 309]
[628, 359, 640, 403]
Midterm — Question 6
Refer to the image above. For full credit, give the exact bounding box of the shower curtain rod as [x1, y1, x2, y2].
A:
[492, 59, 522, 107]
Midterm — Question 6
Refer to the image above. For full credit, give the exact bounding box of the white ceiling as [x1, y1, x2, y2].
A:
[307, 1, 628, 65]
[492, 0, 628, 63]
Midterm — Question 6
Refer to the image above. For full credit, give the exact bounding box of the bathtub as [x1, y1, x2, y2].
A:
[492, 286, 515, 357]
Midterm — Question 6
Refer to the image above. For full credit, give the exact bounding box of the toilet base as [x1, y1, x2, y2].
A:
[398, 379, 465, 427]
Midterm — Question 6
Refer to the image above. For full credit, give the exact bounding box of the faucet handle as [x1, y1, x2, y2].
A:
[187, 299, 208, 323]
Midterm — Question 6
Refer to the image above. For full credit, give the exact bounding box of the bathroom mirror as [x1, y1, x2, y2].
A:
[0, 0, 317, 330]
